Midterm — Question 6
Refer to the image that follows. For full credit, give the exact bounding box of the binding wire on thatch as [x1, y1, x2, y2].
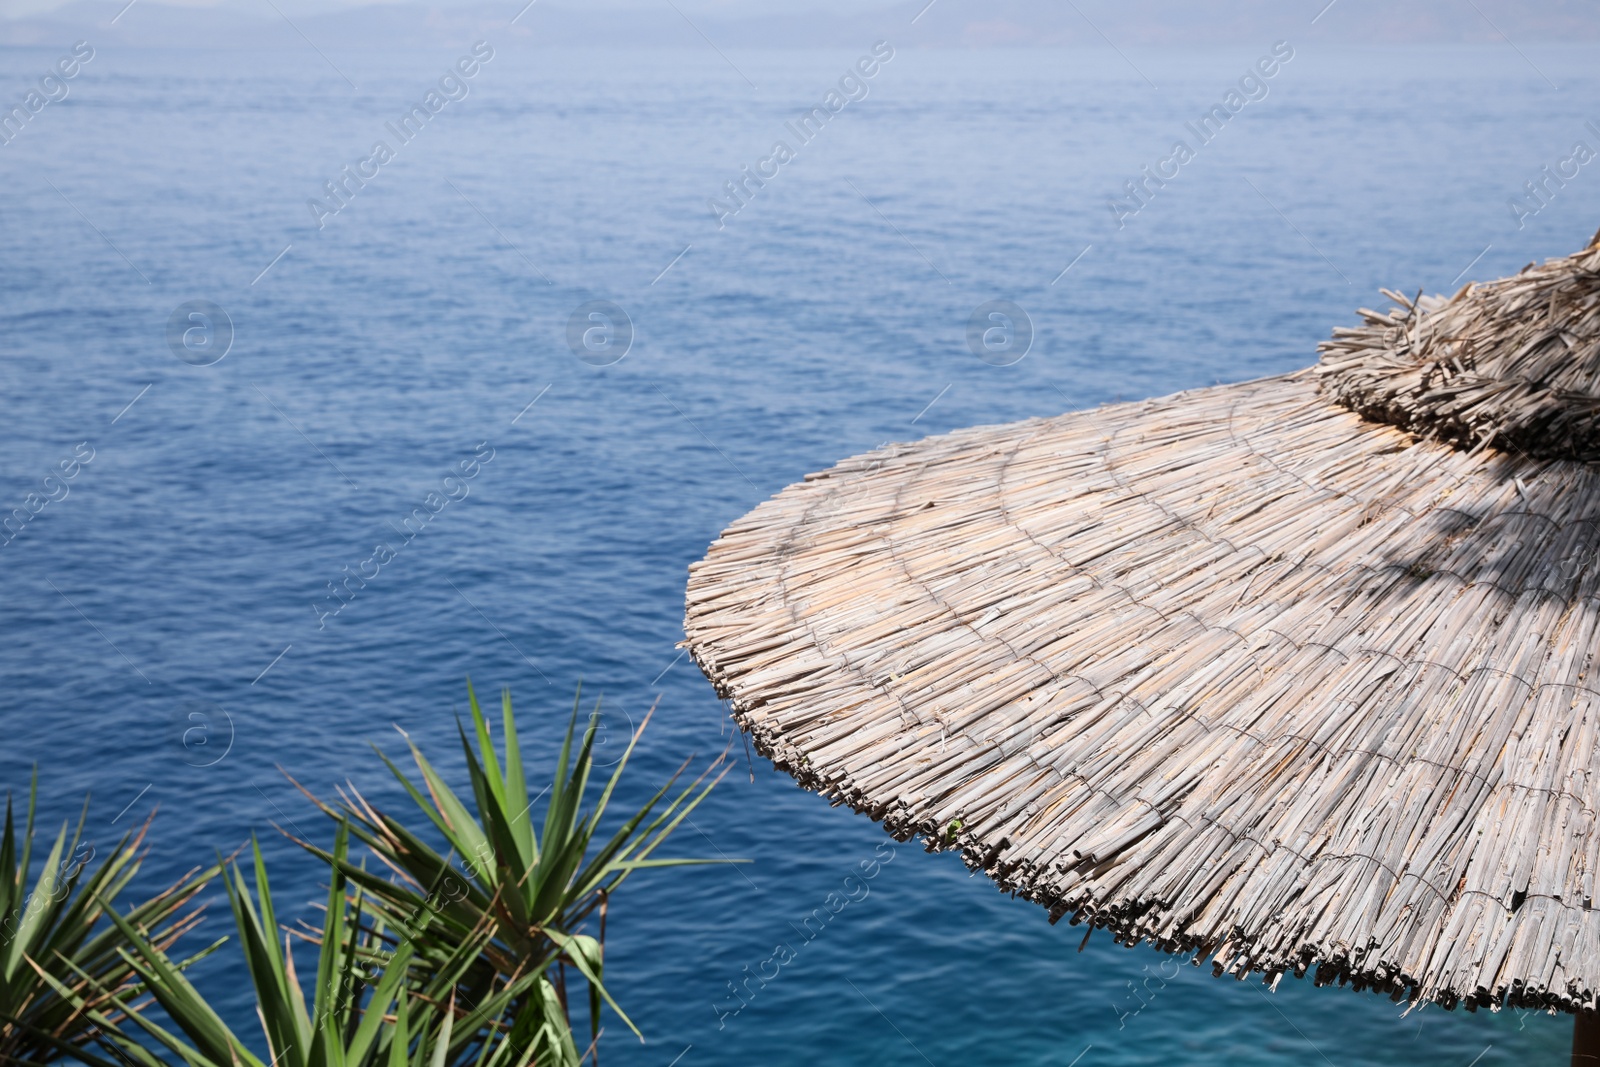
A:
[684, 230, 1600, 1014]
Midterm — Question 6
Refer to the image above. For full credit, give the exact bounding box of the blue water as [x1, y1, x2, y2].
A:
[4, 21, 1600, 1066]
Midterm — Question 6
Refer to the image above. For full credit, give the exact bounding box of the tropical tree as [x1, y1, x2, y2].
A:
[294, 686, 730, 1059]
[47, 685, 730, 1067]
[0, 775, 212, 1066]
[59, 826, 563, 1067]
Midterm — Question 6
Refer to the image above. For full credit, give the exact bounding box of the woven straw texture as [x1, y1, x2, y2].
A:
[685, 239, 1600, 1013]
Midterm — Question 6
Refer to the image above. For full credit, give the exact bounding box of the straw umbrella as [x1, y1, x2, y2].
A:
[684, 230, 1600, 1060]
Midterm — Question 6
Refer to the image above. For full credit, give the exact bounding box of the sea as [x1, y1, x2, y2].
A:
[2, 19, 1599, 1066]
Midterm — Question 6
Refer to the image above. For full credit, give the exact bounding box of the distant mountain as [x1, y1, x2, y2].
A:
[1, 0, 1597, 49]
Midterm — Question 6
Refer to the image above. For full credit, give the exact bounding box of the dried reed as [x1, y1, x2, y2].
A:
[685, 233, 1600, 1013]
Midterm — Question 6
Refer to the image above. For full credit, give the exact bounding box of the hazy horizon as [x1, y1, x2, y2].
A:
[2, 0, 1599, 48]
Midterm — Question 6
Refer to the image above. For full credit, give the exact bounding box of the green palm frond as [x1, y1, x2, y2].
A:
[69, 826, 550, 1067]
[0, 771, 214, 1066]
[29, 684, 731, 1067]
[294, 684, 733, 1058]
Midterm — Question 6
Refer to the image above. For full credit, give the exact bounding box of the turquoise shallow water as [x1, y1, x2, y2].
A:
[2, 24, 1599, 1065]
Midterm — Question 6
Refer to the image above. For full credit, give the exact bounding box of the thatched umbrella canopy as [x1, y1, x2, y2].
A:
[684, 232, 1600, 1034]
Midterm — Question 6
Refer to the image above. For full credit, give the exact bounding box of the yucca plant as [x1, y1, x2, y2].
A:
[0, 774, 212, 1066]
[61, 825, 565, 1067]
[295, 685, 730, 1060]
